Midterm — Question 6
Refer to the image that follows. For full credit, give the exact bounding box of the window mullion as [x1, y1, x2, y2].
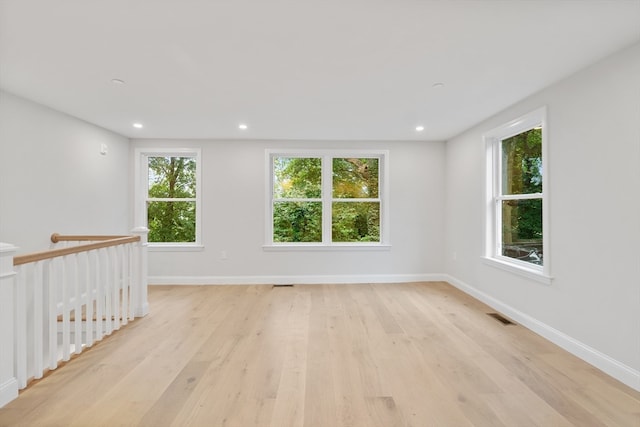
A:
[273, 198, 320, 203]
[331, 198, 380, 203]
[322, 155, 332, 244]
[147, 198, 197, 202]
[497, 193, 543, 201]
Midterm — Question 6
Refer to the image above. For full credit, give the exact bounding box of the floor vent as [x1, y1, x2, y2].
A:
[487, 312, 516, 325]
[273, 284, 294, 288]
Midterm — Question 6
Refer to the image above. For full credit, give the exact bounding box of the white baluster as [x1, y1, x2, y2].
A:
[127, 243, 134, 321]
[33, 261, 43, 379]
[15, 264, 27, 389]
[95, 249, 103, 341]
[72, 253, 82, 355]
[113, 246, 121, 331]
[104, 247, 112, 335]
[61, 257, 70, 362]
[121, 244, 129, 326]
[47, 258, 57, 370]
[85, 251, 94, 348]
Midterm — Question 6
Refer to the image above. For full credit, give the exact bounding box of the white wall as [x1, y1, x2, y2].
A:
[131, 139, 446, 283]
[444, 43, 640, 388]
[0, 91, 131, 253]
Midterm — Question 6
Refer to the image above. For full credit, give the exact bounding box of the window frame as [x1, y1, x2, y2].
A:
[483, 107, 552, 284]
[134, 148, 203, 251]
[264, 149, 390, 250]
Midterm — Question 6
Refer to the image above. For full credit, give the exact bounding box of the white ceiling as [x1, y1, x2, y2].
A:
[1, 0, 639, 141]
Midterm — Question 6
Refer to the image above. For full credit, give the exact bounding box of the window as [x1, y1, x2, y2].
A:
[135, 149, 202, 248]
[266, 150, 388, 248]
[484, 108, 550, 282]
[273, 157, 323, 243]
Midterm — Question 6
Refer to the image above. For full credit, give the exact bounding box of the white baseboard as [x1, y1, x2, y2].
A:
[444, 274, 640, 392]
[148, 273, 448, 286]
[0, 377, 18, 408]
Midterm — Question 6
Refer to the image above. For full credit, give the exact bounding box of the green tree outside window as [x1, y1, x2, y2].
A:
[147, 156, 197, 243]
[272, 156, 381, 243]
[500, 128, 543, 264]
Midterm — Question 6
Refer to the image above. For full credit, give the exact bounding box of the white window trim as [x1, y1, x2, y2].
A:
[134, 148, 203, 251]
[264, 149, 390, 249]
[483, 107, 552, 284]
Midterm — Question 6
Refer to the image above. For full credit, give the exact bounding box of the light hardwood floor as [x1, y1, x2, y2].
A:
[0, 282, 638, 427]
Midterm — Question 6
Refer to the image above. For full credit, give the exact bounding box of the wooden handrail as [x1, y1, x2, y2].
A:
[51, 233, 130, 243]
[14, 236, 140, 266]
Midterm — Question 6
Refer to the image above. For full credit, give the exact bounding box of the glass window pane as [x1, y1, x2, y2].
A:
[147, 201, 196, 243]
[148, 156, 196, 198]
[332, 202, 380, 242]
[333, 158, 379, 198]
[273, 157, 322, 199]
[501, 199, 543, 265]
[273, 202, 322, 242]
[501, 128, 542, 195]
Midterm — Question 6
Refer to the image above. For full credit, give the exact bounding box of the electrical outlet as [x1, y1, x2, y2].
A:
[221, 250, 227, 260]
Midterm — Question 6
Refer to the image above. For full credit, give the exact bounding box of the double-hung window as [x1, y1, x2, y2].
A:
[484, 108, 550, 283]
[266, 150, 389, 248]
[135, 148, 202, 249]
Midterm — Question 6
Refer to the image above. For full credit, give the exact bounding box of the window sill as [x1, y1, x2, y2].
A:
[149, 244, 204, 252]
[263, 244, 391, 252]
[481, 256, 553, 285]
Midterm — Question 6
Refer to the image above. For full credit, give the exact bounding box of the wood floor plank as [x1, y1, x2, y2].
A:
[270, 288, 310, 427]
[1, 282, 638, 427]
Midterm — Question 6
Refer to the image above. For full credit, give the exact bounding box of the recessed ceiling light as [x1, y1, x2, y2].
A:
[238, 123, 248, 130]
[432, 82, 444, 88]
[111, 78, 125, 85]
[133, 123, 143, 129]
[415, 125, 425, 132]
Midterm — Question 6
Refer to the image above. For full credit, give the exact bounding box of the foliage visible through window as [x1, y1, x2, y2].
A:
[147, 156, 197, 243]
[272, 155, 382, 244]
[499, 127, 543, 265]
[332, 158, 379, 242]
[273, 157, 322, 242]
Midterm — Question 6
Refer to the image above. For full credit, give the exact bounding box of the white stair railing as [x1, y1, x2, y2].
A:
[0, 229, 148, 408]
